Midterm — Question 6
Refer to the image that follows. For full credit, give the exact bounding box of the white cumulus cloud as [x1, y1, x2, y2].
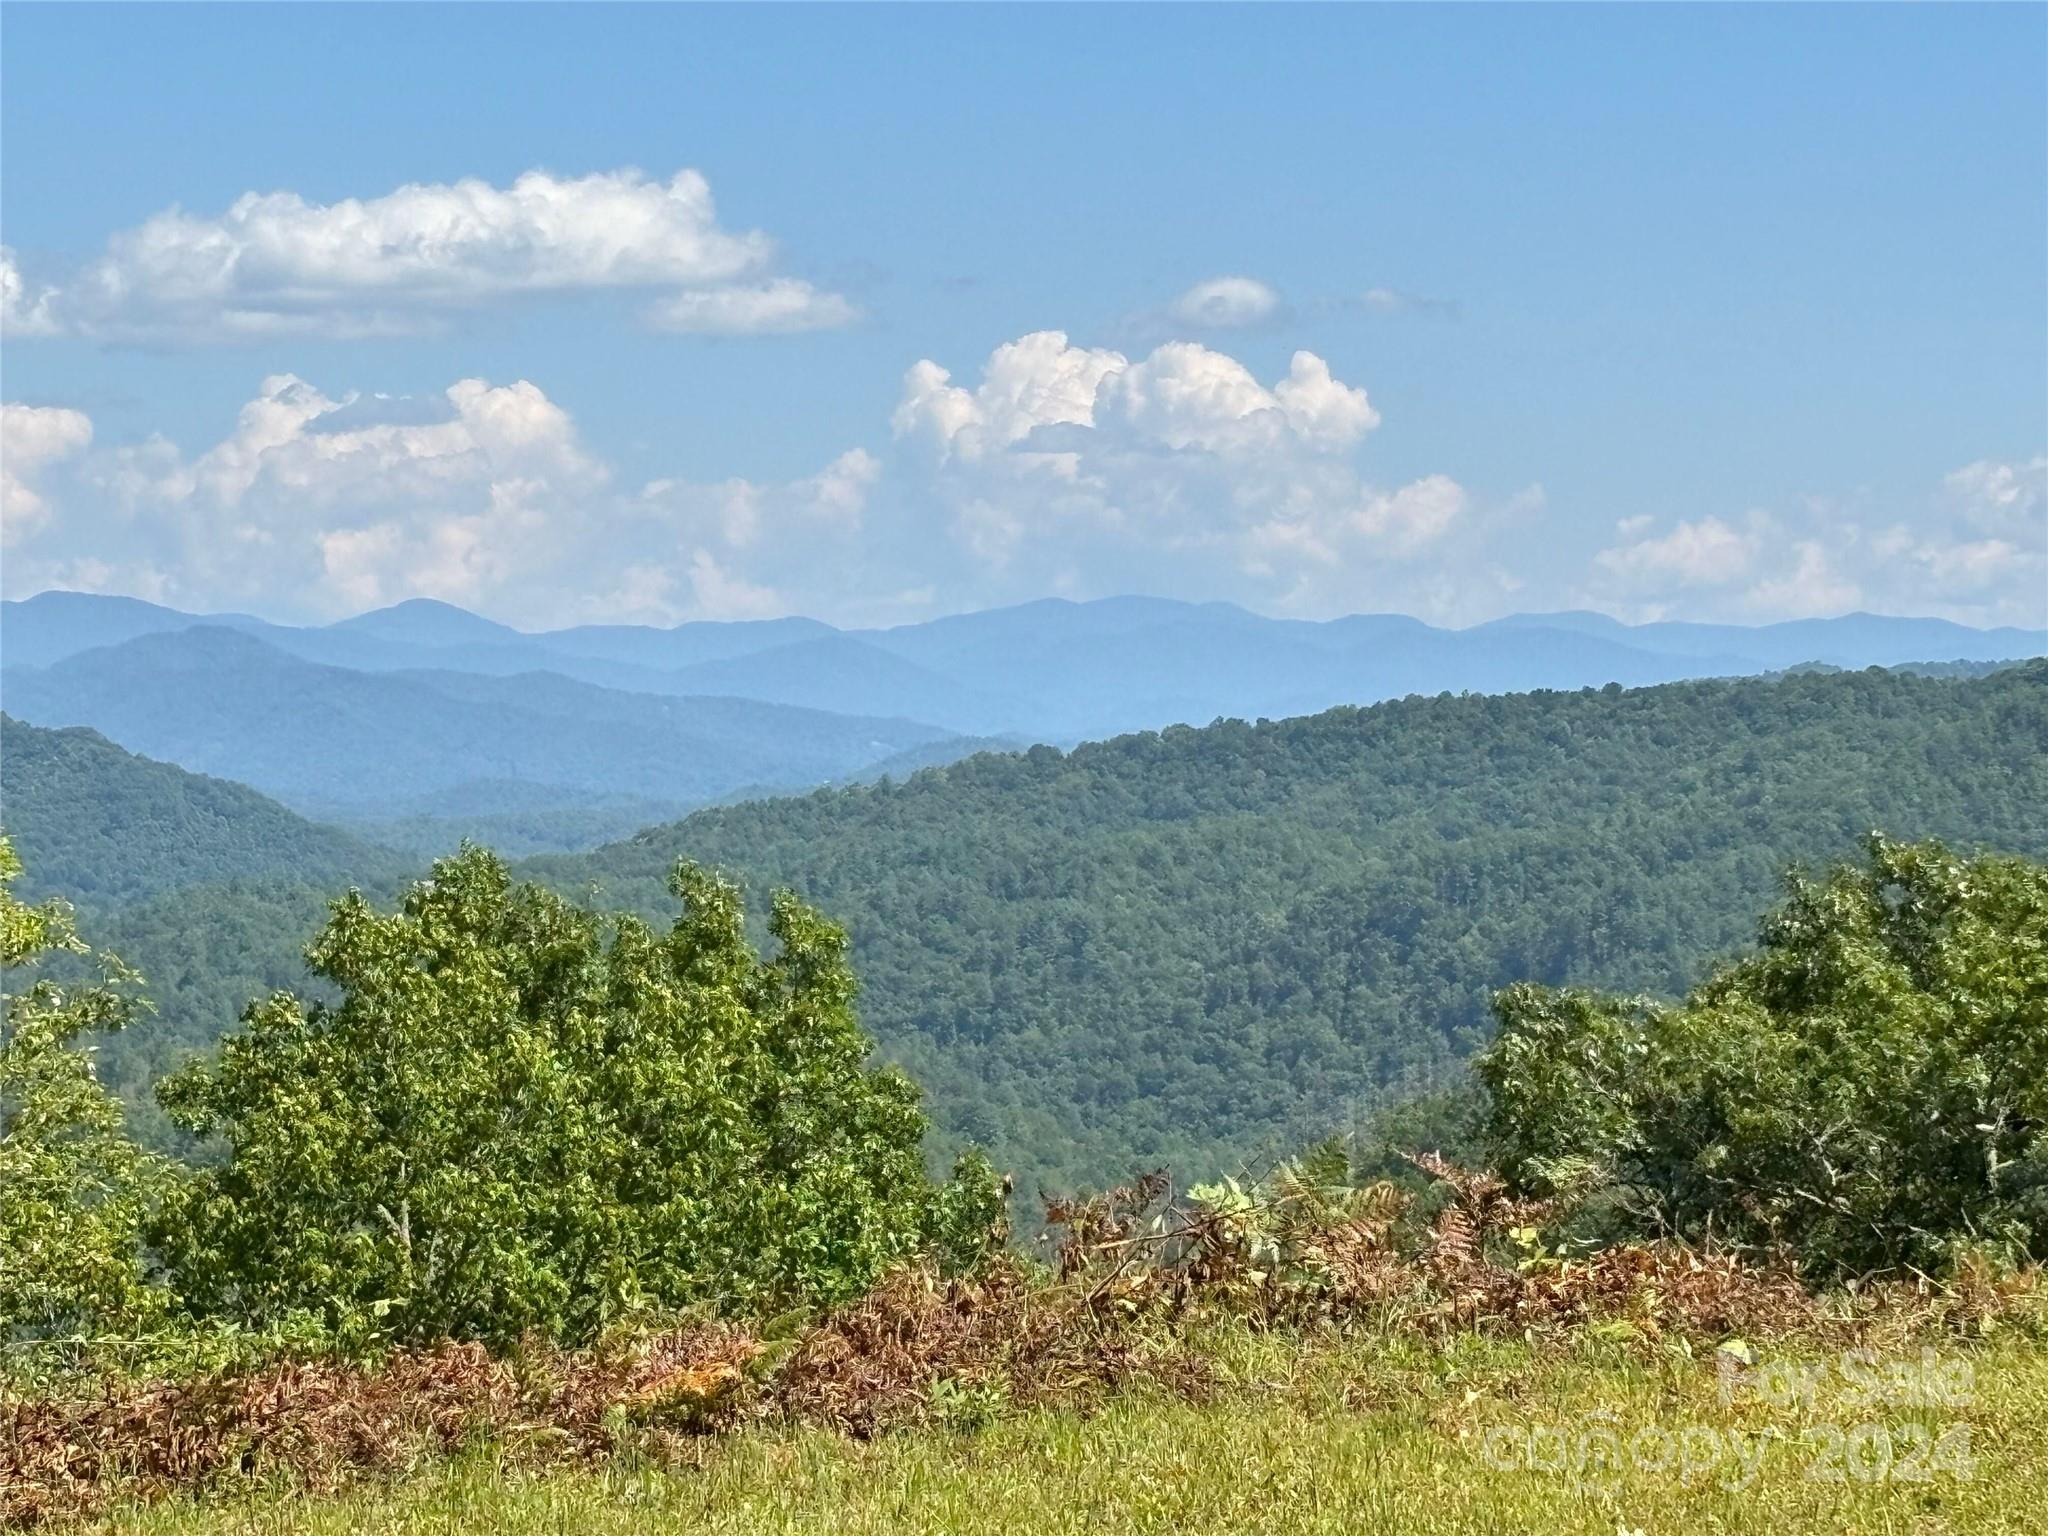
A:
[895, 332, 1378, 464]
[1594, 516, 1758, 589]
[893, 331, 1126, 462]
[0, 169, 854, 343]
[1584, 455, 2048, 626]
[1103, 343, 1378, 455]
[20, 343, 2032, 634]
[1, 403, 93, 546]
[0, 248, 63, 337]
[36, 374, 605, 615]
[4, 371, 899, 627]
[889, 329, 1474, 617]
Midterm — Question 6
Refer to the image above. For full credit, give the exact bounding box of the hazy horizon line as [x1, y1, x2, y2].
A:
[7, 586, 2045, 642]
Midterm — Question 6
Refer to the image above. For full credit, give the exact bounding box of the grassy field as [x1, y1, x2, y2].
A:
[100, 1331, 2048, 1535]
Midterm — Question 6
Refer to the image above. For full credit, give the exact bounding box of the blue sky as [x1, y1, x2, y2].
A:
[3, 3, 2043, 631]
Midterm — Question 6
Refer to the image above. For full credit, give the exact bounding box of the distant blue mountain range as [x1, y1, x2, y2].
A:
[3, 590, 2041, 854]
[0, 618, 961, 855]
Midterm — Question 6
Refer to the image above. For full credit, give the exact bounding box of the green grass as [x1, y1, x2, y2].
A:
[101, 1331, 2048, 1535]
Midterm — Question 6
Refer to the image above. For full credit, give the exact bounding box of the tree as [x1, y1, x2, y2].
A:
[0, 834, 165, 1344]
[1479, 836, 2048, 1274]
[156, 847, 970, 1346]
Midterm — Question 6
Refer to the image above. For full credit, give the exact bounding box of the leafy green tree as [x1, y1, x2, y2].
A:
[1480, 836, 2048, 1273]
[156, 847, 964, 1346]
[0, 834, 166, 1343]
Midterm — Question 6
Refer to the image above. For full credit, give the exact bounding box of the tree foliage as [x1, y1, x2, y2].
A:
[155, 847, 975, 1347]
[19, 666, 2039, 1190]
[530, 665, 2048, 1192]
[1480, 836, 2048, 1274]
[0, 834, 166, 1343]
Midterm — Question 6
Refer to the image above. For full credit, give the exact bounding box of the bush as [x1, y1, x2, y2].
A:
[922, 1150, 1012, 1277]
[155, 846, 980, 1346]
[1479, 836, 2048, 1274]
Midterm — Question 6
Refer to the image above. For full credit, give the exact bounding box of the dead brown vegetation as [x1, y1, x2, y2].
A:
[5, 1161, 2037, 1527]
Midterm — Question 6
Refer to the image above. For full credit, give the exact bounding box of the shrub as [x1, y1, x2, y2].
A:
[1479, 836, 2048, 1274]
[155, 846, 973, 1346]
[922, 1150, 1012, 1277]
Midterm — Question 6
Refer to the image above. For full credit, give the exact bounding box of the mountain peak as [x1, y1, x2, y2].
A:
[328, 598, 525, 646]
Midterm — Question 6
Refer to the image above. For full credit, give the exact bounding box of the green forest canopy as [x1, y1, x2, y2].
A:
[529, 664, 2048, 1193]
[8, 666, 2044, 1195]
[0, 717, 404, 908]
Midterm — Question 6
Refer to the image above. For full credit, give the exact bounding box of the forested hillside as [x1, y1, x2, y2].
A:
[527, 664, 2048, 1192]
[0, 716, 404, 907]
[0, 717, 412, 1146]
[17, 664, 2044, 1186]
